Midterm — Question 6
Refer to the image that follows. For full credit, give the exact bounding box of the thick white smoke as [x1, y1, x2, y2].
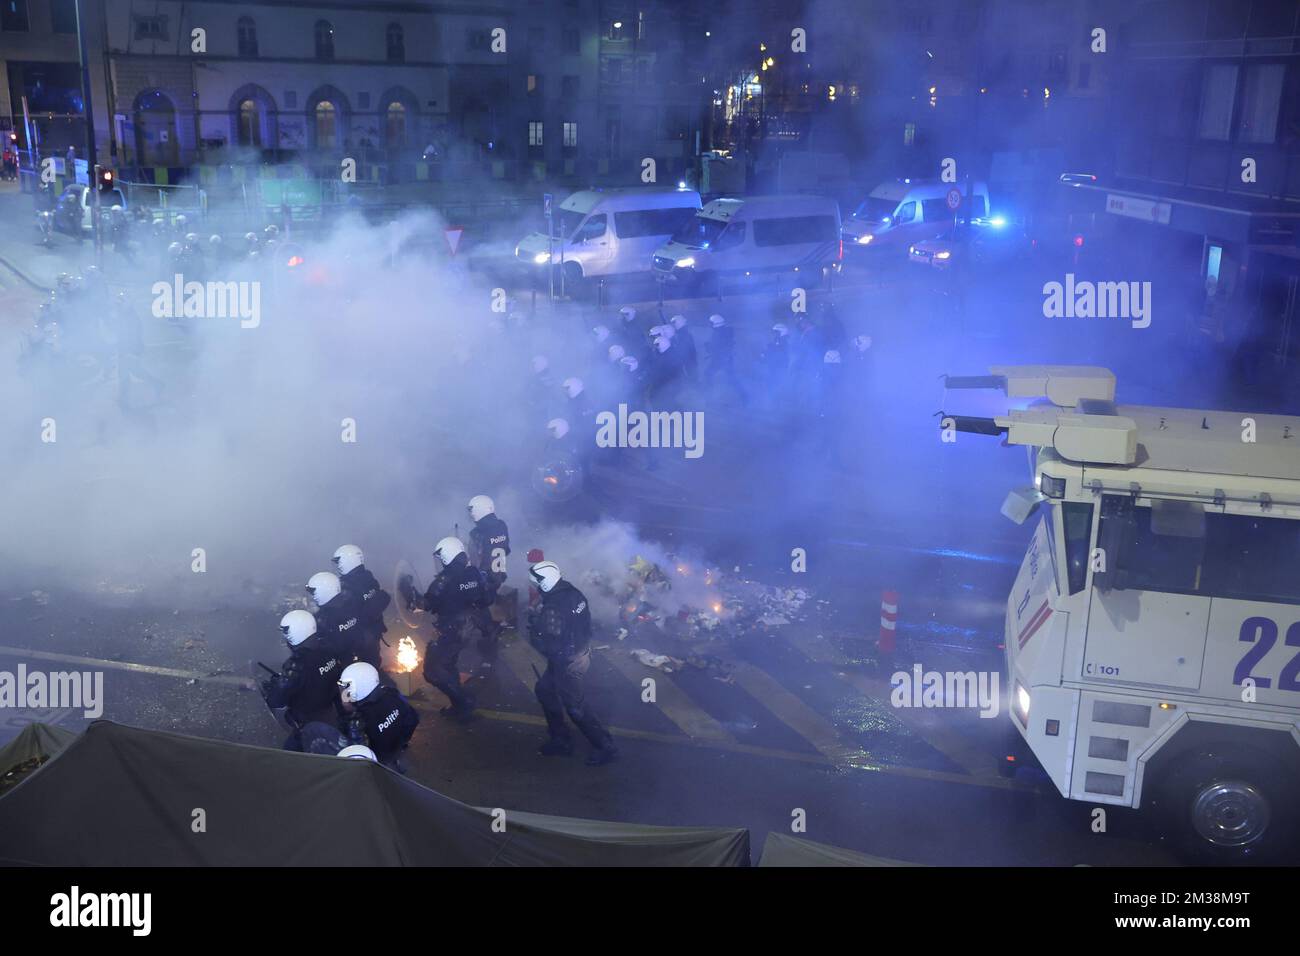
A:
[0, 208, 669, 610]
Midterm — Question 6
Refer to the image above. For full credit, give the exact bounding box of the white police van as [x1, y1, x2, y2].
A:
[515, 187, 700, 289]
[650, 194, 841, 289]
[946, 365, 1300, 862]
[843, 178, 989, 252]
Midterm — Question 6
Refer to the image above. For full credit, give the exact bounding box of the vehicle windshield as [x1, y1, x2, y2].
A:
[851, 197, 898, 222]
[558, 209, 593, 240]
[671, 215, 727, 248]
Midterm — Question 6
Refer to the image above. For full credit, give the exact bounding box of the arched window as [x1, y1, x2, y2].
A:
[315, 20, 335, 60]
[237, 99, 262, 146]
[237, 17, 257, 58]
[314, 101, 338, 149]
[386, 23, 405, 63]
[385, 102, 407, 147]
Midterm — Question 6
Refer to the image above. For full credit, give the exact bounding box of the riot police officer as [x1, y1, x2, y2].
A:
[400, 537, 490, 720]
[337, 662, 419, 771]
[527, 561, 619, 766]
[332, 545, 391, 668]
[307, 571, 363, 660]
[466, 496, 511, 664]
[261, 610, 346, 751]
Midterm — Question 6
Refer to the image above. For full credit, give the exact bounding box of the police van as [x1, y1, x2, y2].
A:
[843, 178, 989, 253]
[946, 365, 1300, 861]
[515, 187, 700, 289]
[650, 194, 841, 289]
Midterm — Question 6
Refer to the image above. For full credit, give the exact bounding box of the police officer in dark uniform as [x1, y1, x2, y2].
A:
[262, 610, 346, 751]
[337, 662, 419, 771]
[466, 495, 510, 664]
[527, 561, 619, 766]
[399, 537, 489, 720]
[332, 545, 391, 668]
[306, 571, 363, 660]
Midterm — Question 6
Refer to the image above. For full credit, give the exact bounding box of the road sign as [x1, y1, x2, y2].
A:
[444, 226, 464, 257]
[543, 192, 553, 217]
[945, 187, 962, 211]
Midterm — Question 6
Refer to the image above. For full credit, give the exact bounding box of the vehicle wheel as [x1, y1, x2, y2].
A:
[561, 262, 584, 300]
[1151, 744, 1297, 863]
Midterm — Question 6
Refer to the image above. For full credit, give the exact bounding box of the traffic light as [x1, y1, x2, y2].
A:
[96, 166, 115, 191]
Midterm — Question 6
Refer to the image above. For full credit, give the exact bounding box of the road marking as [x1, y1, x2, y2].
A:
[495, 637, 735, 744]
[0, 644, 251, 687]
[595, 647, 737, 743]
[0, 643, 1030, 791]
[727, 659, 870, 768]
[783, 632, 1001, 779]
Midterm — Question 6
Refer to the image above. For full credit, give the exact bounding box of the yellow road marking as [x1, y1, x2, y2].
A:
[0, 644, 251, 687]
[783, 632, 1002, 779]
[727, 660, 869, 768]
[595, 645, 736, 743]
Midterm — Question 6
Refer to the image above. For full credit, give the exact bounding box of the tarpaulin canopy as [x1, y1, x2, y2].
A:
[0, 721, 750, 866]
[758, 832, 921, 867]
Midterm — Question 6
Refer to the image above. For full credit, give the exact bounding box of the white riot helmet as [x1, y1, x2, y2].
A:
[650, 324, 675, 339]
[529, 561, 562, 593]
[670, 314, 687, 330]
[619, 306, 637, 323]
[434, 536, 466, 565]
[306, 571, 342, 606]
[824, 350, 842, 364]
[853, 334, 872, 351]
[468, 495, 495, 522]
[709, 314, 725, 328]
[562, 377, 584, 398]
[279, 609, 318, 647]
[332, 544, 364, 575]
[338, 662, 380, 705]
[608, 344, 625, 362]
[653, 335, 671, 354]
[532, 355, 549, 374]
[593, 325, 610, 342]
[620, 355, 639, 373]
[772, 323, 790, 337]
[547, 418, 570, 440]
[337, 744, 377, 761]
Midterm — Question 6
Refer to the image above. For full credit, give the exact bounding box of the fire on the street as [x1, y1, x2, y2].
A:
[394, 636, 420, 673]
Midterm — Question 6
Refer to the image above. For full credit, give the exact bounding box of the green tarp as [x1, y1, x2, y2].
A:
[0, 721, 749, 867]
[758, 832, 922, 867]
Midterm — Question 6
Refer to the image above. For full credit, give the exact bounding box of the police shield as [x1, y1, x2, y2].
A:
[530, 452, 585, 502]
[393, 558, 426, 631]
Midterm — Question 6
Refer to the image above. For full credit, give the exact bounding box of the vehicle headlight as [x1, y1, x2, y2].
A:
[935, 250, 951, 260]
[1014, 683, 1031, 724]
[675, 257, 695, 268]
[533, 252, 550, 264]
[908, 245, 915, 254]
[857, 234, 873, 245]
